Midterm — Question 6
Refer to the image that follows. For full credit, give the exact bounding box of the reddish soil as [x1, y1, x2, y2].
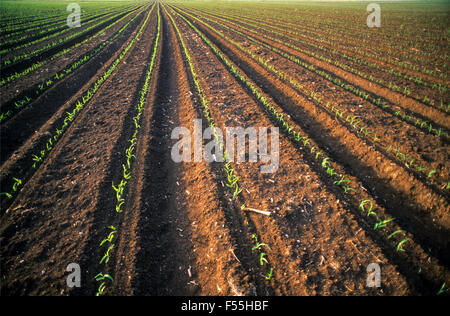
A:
[0, 2, 448, 296]
[185, 7, 449, 130]
[192, 7, 449, 90]
[0, 7, 138, 80]
[0, 6, 144, 104]
[174, 7, 450, 247]
[166, 6, 449, 296]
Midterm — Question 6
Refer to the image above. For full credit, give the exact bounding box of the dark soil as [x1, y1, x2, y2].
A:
[1, 2, 448, 296]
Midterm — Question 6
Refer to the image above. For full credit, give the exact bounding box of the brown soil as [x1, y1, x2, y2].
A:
[186, 7, 449, 131]
[168, 4, 449, 294]
[168, 7, 423, 296]
[0, 3, 448, 296]
[191, 7, 449, 90]
[0, 5, 156, 296]
[0, 7, 144, 104]
[0, 6, 139, 80]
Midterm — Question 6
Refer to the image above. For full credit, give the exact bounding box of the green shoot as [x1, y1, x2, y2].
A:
[427, 169, 436, 179]
[388, 230, 405, 240]
[321, 158, 330, 169]
[1, 192, 13, 199]
[12, 178, 22, 192]
[260, 253, 269, 266]
[359, 200, 372, 214]
[266, 268, 273, 280]
[116, 201, 125, 213]
[396, 238, 410, 252]
[252, 243, 271, 251]
[100, 244, 114, 265]
[123, 165, 131, 180]
[374, 218, 395, 230]
[100, 230, 116, 247]
[334, 176, 350, 186]
[94, 273, 114, 282]
[233, 184, 242, 199]
[96, 282, 106, 296]
[437, 283, 448, 296]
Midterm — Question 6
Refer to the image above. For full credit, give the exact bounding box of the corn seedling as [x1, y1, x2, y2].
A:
[374, 218, 395, 230]
[321, 158, 331, 169]
[266, 268, 273, 280]
[359, 200, 372, 215]
[96, 282, 106, 296]
[396, 238, 410, 252]
[388, 230, 406, 240]
[123, 165, 131, 180]
[343, 186, 355, 194]
[437, 283, 448, 296]
[100, 226, 117, 246]
[427, 170, 437, 179]
[100, 244, 115, 265]
[252, 243, 271, 251]
[1, 193, 13, 199]
[334, 175, 350, 186]
[95, 273, 114, 282]
[12, 178, 22, 192]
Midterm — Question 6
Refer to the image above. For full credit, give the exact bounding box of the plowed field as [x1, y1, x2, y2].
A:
[1, 0, 448, 296]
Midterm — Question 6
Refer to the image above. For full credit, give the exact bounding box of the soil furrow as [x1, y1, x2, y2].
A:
[0, 8, 137, 80]
[0, 6, 151, 212]
[173, 5, 450, 267]
[169, 7, 423, 296]
[0, 7, 144, 102]
[184, 7, 449, 133]
[0, 6, 155, 296]
[112, 7, 257, 296]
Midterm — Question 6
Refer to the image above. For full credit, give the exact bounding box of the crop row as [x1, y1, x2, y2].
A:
[167, 5, 274, 286]
[171, 5, 448, 295]
[0, 5, 144, 87]
[0, 5, 152, 213]
[184, 8, 449, 142]
[187, 7, 448, 113]
[96, 2, 158, 296]
[200, 8, 448, 89]
[0, 6, 139, 68]
[0, 8, 146, 124]
[176, 8, 450, 194]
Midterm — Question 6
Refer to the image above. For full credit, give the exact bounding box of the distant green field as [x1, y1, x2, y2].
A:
[0, 1, 145, 21]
